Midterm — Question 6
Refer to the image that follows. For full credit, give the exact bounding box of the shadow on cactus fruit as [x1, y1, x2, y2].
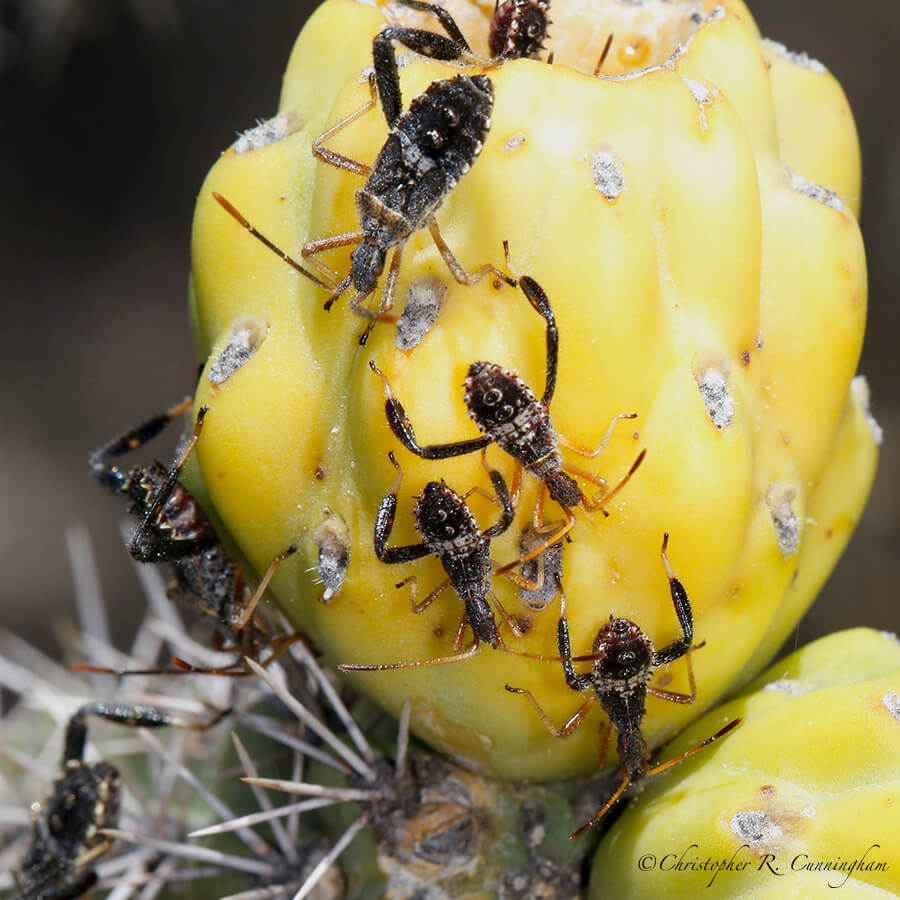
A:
[189, 0, 877, 781]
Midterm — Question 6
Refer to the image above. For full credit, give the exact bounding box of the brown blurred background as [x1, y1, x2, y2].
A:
[0, 0, 896, 660]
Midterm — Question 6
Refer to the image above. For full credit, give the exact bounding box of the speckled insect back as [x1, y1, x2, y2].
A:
[489, 0, 551, 59]
[352, 72, 493, 294]
[190, 0, 876, 781]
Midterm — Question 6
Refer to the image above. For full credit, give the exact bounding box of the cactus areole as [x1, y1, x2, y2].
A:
[188, 0, 877, 780]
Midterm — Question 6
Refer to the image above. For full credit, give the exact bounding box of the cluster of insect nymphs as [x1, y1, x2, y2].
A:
[2, 2, 741, 896]
[216, 0, 739, 841]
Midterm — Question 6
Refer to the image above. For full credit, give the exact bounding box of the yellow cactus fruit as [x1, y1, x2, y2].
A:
[188, 0, 878, 780]
[590, 628, 900, 898]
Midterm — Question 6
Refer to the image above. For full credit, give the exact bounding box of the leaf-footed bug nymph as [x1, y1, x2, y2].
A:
[371, 272, 647, 570]
[340, 451, 557, 672]
[87, 400, 302, 677]
[214, 0, 524, 346]
[13, 702, 228, 900]
[505, 534, 742, 839]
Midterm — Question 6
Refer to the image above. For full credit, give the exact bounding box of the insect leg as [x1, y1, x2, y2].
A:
[558, 412, 638, 459]
[644, 718, 742, 778]
[518, 276, 559, 404]
[583, 448, 647, 513]
[232, 544, 300, 630]
[504, 687, 596, 737]
[428, 218, 516, 288]
[374, 452, 432, 564]
[353, 243, 404, 345]
[370, 361, 492, 459]
[653, 533, 694, 666]
[312, 74, 376, 176]
[212, 193, 332, 289]
[569, 770, 631, 840]
[89, 396, 192, 493]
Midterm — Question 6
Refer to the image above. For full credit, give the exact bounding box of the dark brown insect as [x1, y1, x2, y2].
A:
[372, 274, 645, 564]
[87, 400, 299, 676]
[347, 451, 519, 665]
[490, 0, 551, 59]
[505, 534, 742, 838]
[13, 702, 226, 899]
[215, 0, 518, 346]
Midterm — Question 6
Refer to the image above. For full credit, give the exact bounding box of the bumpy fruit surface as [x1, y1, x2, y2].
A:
[590, 628, 900, 897]
[189, 0, 877, 779]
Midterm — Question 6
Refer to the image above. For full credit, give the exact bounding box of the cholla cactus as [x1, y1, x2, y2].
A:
[0, 0, 886, 897]
[189, 0, 877, 780]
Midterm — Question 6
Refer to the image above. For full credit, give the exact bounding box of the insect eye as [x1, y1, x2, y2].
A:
[527, 23, 541, 38]
[496, 404, 515, 422]
[483, 388, 503, 406]
[442, 106, 459, 126]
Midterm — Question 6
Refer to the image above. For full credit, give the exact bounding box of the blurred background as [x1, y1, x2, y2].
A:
[0, 0, 896, 660]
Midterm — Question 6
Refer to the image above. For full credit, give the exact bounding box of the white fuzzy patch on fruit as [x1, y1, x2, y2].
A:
[698, 368, 734, 429]
[764, 678, 812, 696]
[731, 811, 783, 846]
[789, 169, 845, 212]
[683, 77, 712, 130]
[882, 693, 900, 722]
[209, 319, 267, 385]
[766, 483, 800, 557]
[234, 113, 294, 153]
[761, 38, 828, 74]
[590, 150, 625, 200]
[396, 277, 448, 350]
[851, 375, 884, 446]
[880, 630, 900, 646]
[313, 510, 351, 604]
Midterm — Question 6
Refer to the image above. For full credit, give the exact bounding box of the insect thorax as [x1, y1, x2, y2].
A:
[363, 75, 493, 235]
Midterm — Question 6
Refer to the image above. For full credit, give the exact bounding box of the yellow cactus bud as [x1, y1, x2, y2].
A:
[188, 0, 877, 780]
[590, 628, 900, 897]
